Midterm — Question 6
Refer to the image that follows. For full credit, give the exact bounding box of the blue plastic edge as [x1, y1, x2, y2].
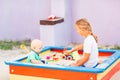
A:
[5, 46, 120, 74]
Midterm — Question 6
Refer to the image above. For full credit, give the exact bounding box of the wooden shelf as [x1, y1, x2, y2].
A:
[40, 17, 64, 25]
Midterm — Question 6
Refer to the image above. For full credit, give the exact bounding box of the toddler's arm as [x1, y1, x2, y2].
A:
[31, 59, 43, 64]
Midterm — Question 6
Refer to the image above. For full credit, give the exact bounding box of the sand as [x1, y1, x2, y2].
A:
[0, 49, 120, 80]
[0, 49, 27, 80]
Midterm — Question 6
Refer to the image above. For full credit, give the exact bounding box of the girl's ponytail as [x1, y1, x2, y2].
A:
[91, 33, 98, 43]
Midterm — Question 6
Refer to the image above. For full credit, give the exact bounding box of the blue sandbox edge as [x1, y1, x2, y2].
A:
[5, 46, 120, 74]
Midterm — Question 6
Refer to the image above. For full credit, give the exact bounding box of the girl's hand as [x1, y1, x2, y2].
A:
[70, 62, 77, 66]
[64, 50, 72, 55]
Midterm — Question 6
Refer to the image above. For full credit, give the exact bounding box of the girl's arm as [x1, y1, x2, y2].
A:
[64, 44, 83, 55]
[71, 53, 90, 66]
[72, 44, 83, 52]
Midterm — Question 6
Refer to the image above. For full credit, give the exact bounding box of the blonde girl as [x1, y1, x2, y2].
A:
[65, 18, 98, 68]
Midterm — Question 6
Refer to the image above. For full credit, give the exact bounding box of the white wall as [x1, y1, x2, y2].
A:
[41, 0, 72, 46]
[71, 0, 120, 45]
[0, 0, 51, 41]
[0, 0, 120, 45]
